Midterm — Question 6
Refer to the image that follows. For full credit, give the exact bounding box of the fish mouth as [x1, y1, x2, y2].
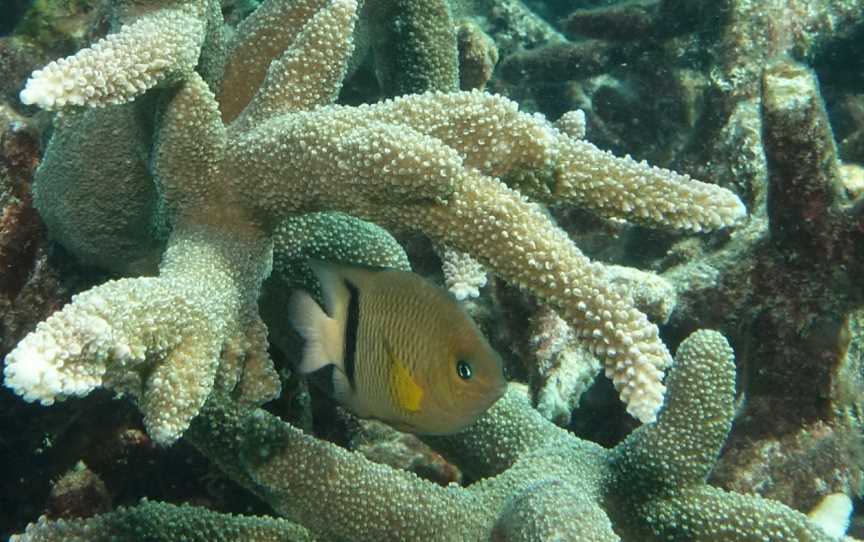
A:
[460, 377, 506, 403]
[484, 373, 508, 399]
[464, 380, 507, 413]
[493, 378, 507, 397]
[485, 383, 507, 409]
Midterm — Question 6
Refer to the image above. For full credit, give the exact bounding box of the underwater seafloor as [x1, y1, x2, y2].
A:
[1, 0, 864, 540]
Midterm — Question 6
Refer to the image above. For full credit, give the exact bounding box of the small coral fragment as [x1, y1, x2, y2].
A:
[528, 306, 601, 425]
[441, 246, 487, 300]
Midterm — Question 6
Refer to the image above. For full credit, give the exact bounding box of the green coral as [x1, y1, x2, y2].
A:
[363, 0, 459, 95]
[269, 212, 411, 294]
[10, 500, 312, 541]
[14, 331, 838, 541]
[33, 99, 168, 275]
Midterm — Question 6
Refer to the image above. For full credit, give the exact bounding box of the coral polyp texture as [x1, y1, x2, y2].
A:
[4, 0, 744, 433]
[18, 0, 211, 109]
[4, 0, 825, 539]
[11, 331, 841, 541]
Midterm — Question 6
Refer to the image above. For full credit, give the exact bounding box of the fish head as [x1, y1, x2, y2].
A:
[419, 328, 507, 434]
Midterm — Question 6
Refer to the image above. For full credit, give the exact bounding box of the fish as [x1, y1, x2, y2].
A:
[287, 260, 506, 434]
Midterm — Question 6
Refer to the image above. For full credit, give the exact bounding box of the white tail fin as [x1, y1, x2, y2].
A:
[287, 290, 344, 374]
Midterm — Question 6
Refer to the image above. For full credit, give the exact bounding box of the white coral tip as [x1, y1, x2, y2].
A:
[807, 493, 852, 539]
[4, 343, 63, 404]
[625, 388, 662, 424]
[19, 77, 58, 108]
[732, 197, 747, 219]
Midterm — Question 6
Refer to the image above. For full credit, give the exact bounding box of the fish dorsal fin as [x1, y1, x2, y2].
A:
[384, 338, 424, 413]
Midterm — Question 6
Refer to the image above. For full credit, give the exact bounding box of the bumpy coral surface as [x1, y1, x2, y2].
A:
[5, 0, 824, 539]
[13, 500, 312, 542]
[12, 331, 841, 541]
[4, 0, 744, 434]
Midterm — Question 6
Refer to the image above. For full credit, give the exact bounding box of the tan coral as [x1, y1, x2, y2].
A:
[6, 0, 745, 434]
[4, 223, 280, 444]
[19, 0, 209, 109]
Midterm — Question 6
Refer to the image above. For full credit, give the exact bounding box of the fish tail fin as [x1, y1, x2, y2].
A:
[287, 290, 343, 374]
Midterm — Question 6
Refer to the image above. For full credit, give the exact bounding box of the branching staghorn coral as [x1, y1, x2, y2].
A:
[3, 0, 852, 538]
[475, 0, 864, 511]
[13, 331, 841, 541]
[12, 500, 313, 542]
[523, 264, 678, 426]
[18, 0, 216, 109]
[4, 0, 745, 435]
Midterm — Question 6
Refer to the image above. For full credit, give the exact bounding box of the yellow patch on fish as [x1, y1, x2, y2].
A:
[385, 339, 424, 413]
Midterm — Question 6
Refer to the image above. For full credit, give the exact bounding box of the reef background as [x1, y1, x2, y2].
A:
[1, 0, 864, 539]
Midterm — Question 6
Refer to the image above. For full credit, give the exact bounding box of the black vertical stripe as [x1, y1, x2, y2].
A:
[343, 279, 360, 390]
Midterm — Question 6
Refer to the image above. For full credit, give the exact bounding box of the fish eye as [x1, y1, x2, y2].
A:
[456, 360, 473, 380]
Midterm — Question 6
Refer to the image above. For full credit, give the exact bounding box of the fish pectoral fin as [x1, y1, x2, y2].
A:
[287, 289, 343, 374]
[383, 339, 424, 413]
[307, 364, 354, 405]
[307, 364, 338, 397]
[374, 416, 418, 434]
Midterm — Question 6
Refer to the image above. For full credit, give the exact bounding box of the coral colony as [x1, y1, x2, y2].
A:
[2, 0, 858, 540]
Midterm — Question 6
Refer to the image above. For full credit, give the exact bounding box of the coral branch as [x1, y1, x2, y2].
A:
[10, 500, 311, 542]
[413, 175, 671, 422]
[12, 330, 837, 540]
[231, 0, 358, 131]
[762, 60, 846, 252]
[3, 223, 279, 445]
[19, 0, 208, 109]
[217, 0, 331, 122]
